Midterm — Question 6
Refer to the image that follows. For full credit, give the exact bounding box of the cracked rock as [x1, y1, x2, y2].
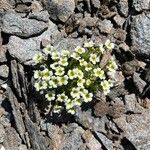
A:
[118, 0, 128, 17]
[2, 12, 48, 38]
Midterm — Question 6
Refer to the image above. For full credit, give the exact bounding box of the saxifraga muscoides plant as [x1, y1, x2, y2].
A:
[33, 40, 118, 114]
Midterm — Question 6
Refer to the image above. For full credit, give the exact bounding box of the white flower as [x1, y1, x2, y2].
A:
[105, 39, 115, 50]
[99, 44, 105, 53]
[73, 98, 82, 106]
[82, 92, 93, 102]
[62, 50, 70, 57]
[34, 70, 41, 79]
[68, 70, 76, 79]
[71, 87, 80, 98]
[89, 53, 99, 64]
[100, 80, 113, 95]
[79, 87, 88, 97]
[55, 66, 65, 76]
[34, 81, 42, 91]
[42, 69, 53, 80]
[40, 81, 48, 89]
[106, 57, 118, 72]
[77, 78, 85, 87]
[58, 75, 68, 85]
[86, 79, 91, 86]
[84, 41, 94, 47]
[79, 59, 88, 66]
[51, 51, 60, 60]
[50, 62, 59, 70]
[93, 68, 105, 79]
[49, 76, 59, 88]
[53, 105, 62, 113]
[33, 53, 44, 64]
[65, 99, 74, 109]
[58, 57, 68, 66]
[73, 68, 84, 79]
[57, 93, 68, 102]
[85, 63, 92, 71]
[68, 108, 75, 115]
[43, 44, 54, 54]
[71, 52, 81, 60]
[75, 46, 85, 54]
[45, 91, 55, 101]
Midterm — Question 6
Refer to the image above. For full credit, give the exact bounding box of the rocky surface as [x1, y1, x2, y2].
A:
[0, 0, 150, 150]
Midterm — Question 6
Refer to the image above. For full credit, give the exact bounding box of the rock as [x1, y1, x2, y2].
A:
[2, 12, 48, 38]
[78, 15, 98, 34]
[114, 29, 127, 41]
[0, 65, 9, 78]
[133, 72, 147, 94]
[16, 0, 32, 4]
[28, 11, 49, 22]
[7, 22, 61, 65]
[122, 59, 141, 75]
[108, 84, 128, 99]
[24, 111, 48, 150]
[44, 0, 75, 22]
[82, 130, 102, 150]
[124, 94, 137, 112]
[3, 127, 22, 150]
[31, 0, 43, 13]
[95, 132, 114, 150]
[15, 4, 31, 13]
[97, 19, 113, 34]
[0, 0, 13, 10]
[114, 109, 150, 150]
[131, 13, 150, 59]
[54, 38, 83, 52]
[7, 87, 26, 143]
[118, 0, 128, 17]
[61, 123, 84, 150]
[119, 42, 129, 51]
[0, 47, 7, 63]
[0, 124, 5, 143]
[18, 144, 28, 150]
[113, 14, 125, 27]
[132, 0, 150, 12]
[91, 0, 101, 9]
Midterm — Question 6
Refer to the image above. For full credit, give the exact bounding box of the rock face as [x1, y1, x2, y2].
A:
[44, 0, 75, 22]
[131, 13, 150, 58]
[2, 13, 48, 38]
[132, 0, 150, 12]
[7, 22, 61, 65]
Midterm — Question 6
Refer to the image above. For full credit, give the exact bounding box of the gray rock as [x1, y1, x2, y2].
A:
[44, 0, 75, 22]
[131, 13, 150, 58]
[61, 123, 84, 150]
[114, 108, 150, 150]
[16, 0, 32, 4]
[15, 4, 31, 13]
[28, 11, 50, 22]
[0, 124, 5, 143]
[2, 12, 48, 38]
[0, 47, 7, 63]
[96, 132, 114, 150]
[132, 0, 150, 12]
[113, 14, 125, 27]
[97, 19, 113, 34]
[118, 0, 128, 17]
[3, 127, 22, 150]
[7, 22, 61, 65]
[54, 38, 83, 52]
[0, 65, 9, 78]
[124, 94, 137, 112]
[91, 0, 101, 9]
[82, 130, 102, 150]
[133, 72, 146, 94]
